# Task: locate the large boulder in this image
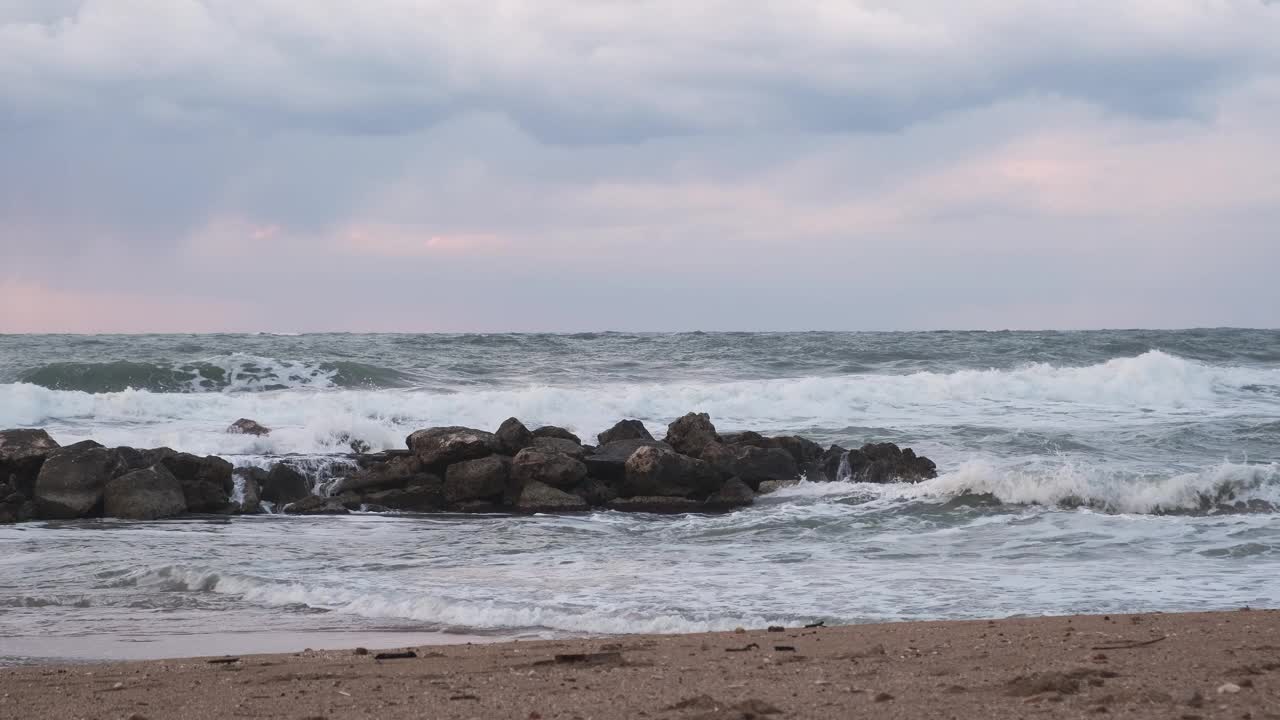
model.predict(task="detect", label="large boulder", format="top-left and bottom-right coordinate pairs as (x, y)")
top-left (622, 445), bottom-right (721, 499)
top-left (516, 480), bottom-right (589, 513)
top-left (232, 467), bottom-right (265, 514)
top-left (531, 436), bottom-right (587, 459)
top-left (494, 417), bottom-right (535, 455)
top-left (0, 429), bottom-right (60, 496)
top-left (227, 418), bottom-right (271, 436)
top-left (104, 465), bottom-right (187, 520)
top-left (444, 455), bottom-right (511, 504)
top-left (844, 443), bottom-right (937, 483)
top-left (158, 453), bottom-right (234, 513)
top-left (701, 442), bottom-right (799, 491)
top-left (607, 496), bottom-right (702, 514)
top-left (663, 413), bottom-right (721, 458)
top-left (511, 448), bottom-right (588, 491)
top-left (705, 477), bottom-right (756, 511)
top-left (767, 435), bottom-right (825, 465)
top-left (406, 427), bottom-right (497, 467)
top-left (33, 441), bottom-right (118, 519)
top-left (574, 477), bottom-right (618, 507)
top-left (283, 495), bottom-right (349, 515)
top-left (362, 481), bottom-right (445, 513)
top-left (531, 426), bottom-right (581, 444)
top-left (583, 439), bottom-right (671, 483)
top-left (329, 455), bottom-right (424, 495)
top-left (597, 420), bottom-right (653, 446)
top-left (261, 463), bottom-right (311, 506)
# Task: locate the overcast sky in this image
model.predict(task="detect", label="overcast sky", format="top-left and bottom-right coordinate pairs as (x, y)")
top-left (2, 1), bottom-right (1278, 332)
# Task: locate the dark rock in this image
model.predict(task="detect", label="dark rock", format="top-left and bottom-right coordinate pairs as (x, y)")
top-left (663, 412), bottom-right (721, 458)
top-left (113, 446), bottom-right (178, 474)
top-left (406, 426), bottom-right (497, 467)
top-left (583, 439), bottom-right (671, 483)
top-left (622, 445), bottom-right (721, 499)
top-left (517, 480), bottom-right (589, 513)
top-left (511, 448), bottom-right (588, 491)
top-left (0, 428), bottom-right (61, 496)
top-left (33, 441), bottom-right (118, 519)
top-left (574, 477), bottom-right (618, 507)
top-left (531, 425), bottom-right (581, 444)
top-left (607, 496), bottom-right (702, 514)
top-left (531, 436), bottom-right (587, 459)
top-left (262, 463), bottom-right (311, 506)
top-left (705, 477), bottom-right (755, 511)
top-left (444, 455), bottom-right (511, 504)
top-left (721, 430), bottom-right (768, 447)
top-left (597, 419), bottom-right (653, 446)
top-left (227, 418), bottom-right (271, 436)
top-left (362, 481), bottom-right (445, 512)
top-left (104, 465), bottom-right (187, 520)
top-left (232, 467), bottom-right (264, 514)
top-left (494, 417), bottom-right (535, 455)
top-left (159, 453), bottom-right (235, 513)
top-left (453, 500), bottom-right (500, 513)
top-left (702, 442), bottom-right (799, 491)
top-left (330, 455), bottom-right (422, 495)
top-left (768, 435), bottom-right (825, 465)
top-left (843, 443), bottom-right (937, 483)
top-left (282, 495), bottom-right (349, 515)
top-left (812, 445), bottom-right (848, 482)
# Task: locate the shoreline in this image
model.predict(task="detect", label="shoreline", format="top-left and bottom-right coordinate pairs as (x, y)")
top-left (3, 610), bottom-right (1277, 719)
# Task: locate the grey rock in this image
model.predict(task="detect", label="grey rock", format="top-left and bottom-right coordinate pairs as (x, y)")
top-left (233, 467), bottom-right (264, 514)
top-left (701, 442), bottom-right (799, 491)
top-left (283, 495), bottom-right (350, 515)
top-left (406, 426), bottom-right (497, 467)
top-left (531, 436), bottom-right (586, 459)
top-left (262, 463), bottom-right (311, 506)
top-left (583, 439), bottom-right (671, 483)
top-left (574, 477), bottom-right (618, 507)
top-left (33, 441), bottom-right (118, 519)
top-left (227, 418), bottom-right (271, 436)
top-left (597, 419), bottom-right (653, 446)
top-left (517, 480), bottom-right (589, 513)
top-left (494, 417), bottom-right (535, 455)
top-left (767, 435), bottom-right (825, 465)
top-left (104, 465), bottom-right (187, 520)
top-left (0, 428), bottom-right (60, 496)
top-left (705, 477), bottom-right (755, 511)
top-left (158, 453), bottom-right (235, 513)
top-left (663, 413), bottom-right (721, 458)
top-left (531, 425), bottom-right (581, 444)
top-left (444, 455), bottom-right (511, 504)
top-left (330, 455), bottom-right (422, 495)
top-left (607, 496), bottom-right (702, 514)
top-left (511, 448), bottom-right (588, 491)
top-left (622, 445), bottom-right (721, 499)
top-left (362, 481), bottom-right (445, 513)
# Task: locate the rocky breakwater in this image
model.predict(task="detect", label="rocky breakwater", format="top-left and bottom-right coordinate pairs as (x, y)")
top-left (309, 413), bottom-right (938, 516)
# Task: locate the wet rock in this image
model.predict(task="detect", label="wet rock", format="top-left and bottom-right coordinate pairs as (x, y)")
top-left (701, 442), bottom-right (799, 490)
top-left (583, 439), bottom-right (671, 483)
top-left (232, 467), bottom-right (264, 514)
top-left (362, 481), bottom-right (445, 512)
top-left (663, 412), bottom-right (722, 458)
top-left (517, 480), bottom-right (589, 513)
top-left (607, 496), bottom-right (702, 514)
top-left (767, 435), bottom-right (824, 465)
top-left (574, 477), bottom-right (618, 507)
top-left (406, 426), bottom-right (498, 468)
top-left (104, 465), bottom-right (188, 520)
top-left (0, 428), bottom-right (61, 496)
top-left (843, 443), bottom-right (937, 483)
top-left (444, 455), bottom-right (511, 504)
top-left (330, 455), bottom-right (422, 495)
top-left (809, 445), bottom-right (848, 482)
top-left (227, 418), bottom-right (271, 436)
top-left (705, 477), bottom-right (755, 511)
top-left (494, 417), bottom-right (535, 455)
top-left (531, 436), bottom-right (587, 459)
top-left (511, 448), bottom-right (588, 491)
top-left (283, 495), bottom-right (350, 515)
top-left (261, 463), bottom-right (311, 506)
top-left (597, 419), bottom-right (653, 446)
top-left (159, 453), bottom-right (235, 513)
top-left (622, 445), bottom-right (721, 498)
top-left (33, 441), bottom-right (117, 519)
top-left (720, 430), bottom-right (768, 447)
top-left (532, 425), bottom-right (582, 444)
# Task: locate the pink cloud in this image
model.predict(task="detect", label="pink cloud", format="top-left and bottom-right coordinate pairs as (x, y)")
top-left (342, 224), bottom-right (508, 257)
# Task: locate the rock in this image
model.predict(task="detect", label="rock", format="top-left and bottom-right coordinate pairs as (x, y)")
top-left (406, 426), bottom-right (497, 468)
top-left (721, 430), bottom-right (768, 447)
top-left (104, 465), bottom-right (188, 520)
top-left (0, 428), bottom-right (61, 496)
top-left (494, 417), bottom-right (535, 455)
top-left (232, 467), bottom-right (264, 514)
top-left (517, 480), bottom-right (589, 513)
top-left (330, 455), bottom-right (423, 495)
top-left (702, 442), bottom-right (799, 491)
top-left (597, 420), bottom-right (653, 446)
top-left (362, 481), bottom-right (445, 513)
top-left (622, 445), bottom-right (721, 499)
top-left (511, 448), bottom-right (588, 491)
top-left (282, 495), bottom-right (349, 515)
top-left (663, 413), bottom-right (721, 458)
top-left (158, 453), bottom-right (235, 513)
top-left (261, 463), bottom-right (311, 506)
top-left (811, 445), bottom-right (848, 482)
top-left (767, 435), bottom-right (824, 465)
top-left (705, 477), bottom-right (755, 511)
top-left (843, 443), bottom-right (937, 483)
top-left (583, 439), bottom-right (671, 483)
top-left (227, 418), bottom-right (271, 436)
top-left (531, 425), bottom-right (581, 444)
top-left (33, 441), bottom-right (118, 519)
top-left (574, 477), bottom-right (618, 507)
top-left (757, 479), bottom-right (800, 494)
top-left (607, 496), bottom-right (702, 514)
top-left (531, 436), bottom-right (587, 459)
top-left (444, 455), bottom-right (511, 504)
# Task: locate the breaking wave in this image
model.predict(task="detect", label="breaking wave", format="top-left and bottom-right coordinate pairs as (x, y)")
top-left (16, 355), bottom-right (413, 393)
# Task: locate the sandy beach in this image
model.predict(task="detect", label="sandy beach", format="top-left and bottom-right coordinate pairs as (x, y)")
top-left (3, 610), bottom-right (1277, 719)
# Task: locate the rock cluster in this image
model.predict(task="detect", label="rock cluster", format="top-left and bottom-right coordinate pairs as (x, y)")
top-left (0, 415), bottom-right (937, 522)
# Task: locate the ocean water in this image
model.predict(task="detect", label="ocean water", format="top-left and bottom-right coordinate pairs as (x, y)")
top-left (2, 330), bottom-right (1278, 661)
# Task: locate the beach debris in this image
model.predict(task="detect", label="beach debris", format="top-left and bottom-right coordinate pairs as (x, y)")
top-left (206, 657), bottom-right (240, 665)
top-left (449, 694), bottom-right (480, 701)
top-left (804, 620), bottom-right (825, 628)
top-left (766, 626), bottom-right (785, 633)
top-left (374, 650), bottom-right (418, 660)
top-left (874, 692), bottom-right (894, 702)
top-left (1217, 682), bottom-right (1242, 694)
top-left (353, 647), bottom-right (369, 656)
top-left (1091, 636), bottom-right (1167, 650)
top-left (725, 643), bottom-right (760, 652)
top-left (228, 418), bottom-right (271, 436)
top-left (552, 651), bottom-right (622, 666)
top-left (773, 645), bottom-right (796, 652)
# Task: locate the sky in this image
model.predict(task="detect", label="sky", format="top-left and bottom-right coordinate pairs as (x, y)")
top-left (1, 1), bottom-right (1279, 333)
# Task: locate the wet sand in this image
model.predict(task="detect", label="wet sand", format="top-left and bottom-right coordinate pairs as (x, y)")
top-left (2, 610), bottom-right (1278, 719)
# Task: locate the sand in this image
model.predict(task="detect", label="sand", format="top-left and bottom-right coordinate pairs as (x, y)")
top-left (3, 610), bottom-right (1278, 719)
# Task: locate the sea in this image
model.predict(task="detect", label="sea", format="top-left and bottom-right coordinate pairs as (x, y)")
top-left (2, 330), bottom-right (1278, 662)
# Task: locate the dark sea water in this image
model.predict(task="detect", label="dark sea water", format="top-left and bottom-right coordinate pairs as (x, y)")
top-left (2, 330), bottom-right (1278, 661)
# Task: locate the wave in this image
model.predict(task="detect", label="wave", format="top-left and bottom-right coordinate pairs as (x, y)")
top-left (778, 460), bottom-right (1280, 515)
top-left (111, 565), bottom-right (786, 635)
top-left (16, 355), bottom-right (413, 393)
